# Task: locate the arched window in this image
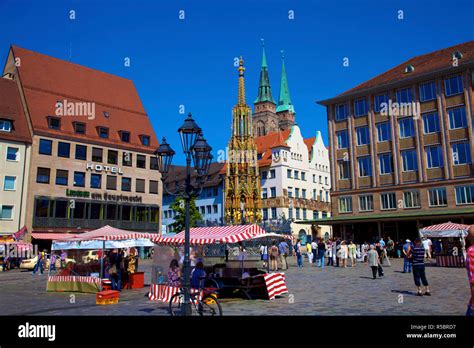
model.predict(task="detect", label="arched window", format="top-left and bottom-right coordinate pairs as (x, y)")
top-left (257, 121), bottom-right (266, 136)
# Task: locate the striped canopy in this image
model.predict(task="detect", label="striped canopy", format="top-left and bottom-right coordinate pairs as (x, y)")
top-left (55, 225), bottom-right (156, 242)
top-left (419, 222), bottom-right (471, 238)
top-left (152, 224), bottom-right (267, 245)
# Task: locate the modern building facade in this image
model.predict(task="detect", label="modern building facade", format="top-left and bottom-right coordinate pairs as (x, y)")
top-left (0, 78), bottom-right (32, 235)
top-left (317, 41), bottom-right (474, 242)
top-left (162, 163), bottom-right (225, 233)
top-left (2, 46), bottom-right (162, 240)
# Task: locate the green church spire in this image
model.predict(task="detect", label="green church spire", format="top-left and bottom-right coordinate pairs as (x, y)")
top-left (254, 39), bottom-right (275, 104)
top-left (276, 51), bottom-right (295, 113)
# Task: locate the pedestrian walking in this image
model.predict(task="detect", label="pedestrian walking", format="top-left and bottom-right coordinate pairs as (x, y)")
top-left (375, 242), bottom-right (385, 277)
top-left (402, 239), bottom-right (413, 273)
top-left (348, 240), bottom-right (357, 267)
top-left (259, 244), bottom-right (268, 269)
top-left (339, 241), bottom-right (348, 268)
top-left (335, 239), bottom-right (341, 267)
top-left (306, 241), bottom-right (314, 264)
top-left (422, 236), bottom-right (432, 262)
top-left (311, 239), bottom-right (318, 264)
top-left (278, 239), bottom-right (289, 270)
top-left (465, 226), bottom-right (474, 316)
top-left (317, 238), bottom-right (326, 268)
top-left (50, 253), bottom-right (57, 272)
top-left (326, 239), bottom-right (334, 266)
top-left (409, 238), bottom-right (431, 296)
top-left (386, 236), bottom-right (395, 258)
top-left (367, 245), bottom-right (380, 279)
top-left (295, 239), bottom-right (303, 268)
top-left (269, 242), bottom-right (279, 272)
top-left (32, 250), bottom-right (46, 275)
top-left (361, 242), bottom-right (369, 262)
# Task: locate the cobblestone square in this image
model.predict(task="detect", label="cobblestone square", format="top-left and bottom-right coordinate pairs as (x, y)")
top-left (0, 257), bottom-right (468, 316)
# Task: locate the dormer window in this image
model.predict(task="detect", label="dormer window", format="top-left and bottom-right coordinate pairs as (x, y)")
top-left (452, 50), bottom-right (463, 60)
top-left (98, 127), bottom-right (109, 139)
top-left (404, 64), bottom-right (415, 74)
top-left (0, 119), bottom-right (12, 132)
top-left (120, 131), bottom-right (131, 143)
top-left (140, 135), bottom-right (150, 146)
top-left (73, 122), bottom-right (86, 134)
top-left (48, 116), bottom-right (61, 130)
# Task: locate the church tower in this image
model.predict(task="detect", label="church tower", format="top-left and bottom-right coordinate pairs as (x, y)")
top-left (252, 41), bottom-right (279, 137)
top-left (276, 52), bottom-right (295, 130)
top-left (224, 57), bottom-right (262, 225)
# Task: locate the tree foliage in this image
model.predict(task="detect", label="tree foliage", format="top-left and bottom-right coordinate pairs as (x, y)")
top-left (169, 196), bottom-right (202, 233)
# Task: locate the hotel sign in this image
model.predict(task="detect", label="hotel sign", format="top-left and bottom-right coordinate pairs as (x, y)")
top-left (86, 163), bottom-right (123, 175)
top-left (66, 189), bottom-right (142, 203)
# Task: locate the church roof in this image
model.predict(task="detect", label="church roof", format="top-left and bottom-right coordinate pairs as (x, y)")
top-left (254, 45), bottom-right (276, 104)
top-left (276, 56), bottom-right (295, 113)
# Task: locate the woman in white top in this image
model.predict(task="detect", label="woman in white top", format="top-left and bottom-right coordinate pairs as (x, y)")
top-left (340, 241), bottom-right (349, 268)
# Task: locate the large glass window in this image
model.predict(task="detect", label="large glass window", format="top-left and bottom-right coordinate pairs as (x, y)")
top-left (381, 193), bottom-right (397, 210)
top-left (419, 81), bottom-right (437, 102)
top-left (73, 171), bottom-right (86, 187)
top-left (425, 145), bottom-right (444, 168)
top-left (428, 187), bottom-right (447, 207)
top-left (4, 176), bottom-right (16, 190)
top-left (338, 197), bottom-right (352, 213)
top-left (121, 205), bottom-right (132, 221)
top-left (136, 179), bottom-right (145, 193)
top-left (336, 130), bottom-right (349, 149)
top-left (107, 175), bottom-right (117, 190)
top-left (90, 174), bottom-right (102, 189)
top-left (150, 207), bottom-right (159, 222)
top-left (137, 155), bottom-right (146, 168)
top-left (376, 122), bottom-right (391, 142)
top-left (150, 157), bottom-right (159, 170)
top-left (452, 142), bottom-right (472, 165)
top-left (54, 200), bottom-right (68, 218)
top-left (422, 112), bottom-right (440, 134)
top-left (123, 152), bottom-right (133, 167)
top-left (35, 198), bottom-right (50, 217)
top-left (358, 156), bottom-right (372, 177)
top-left (57, 142), bottom-right (70, 158)
top-left (73, 202), bottom-right (86, 219)
top-left (0, 205), bottom-right (13, 220)
top-left (6, 147), bottom-right (19, 161)
top-left (448, 107), bottom-right (467, 129)
top-left (338, 161), bottom-right (351, 179)
top-left (287, 169), bottom-right (292, 178)
top-left (55, 170), bottom-right (68, 186)
top-left (271, 207), bottom-right (277, 219)
top-left (90, 203), bottom-right (102, 219)
top-left (374, 93), bottom-right (388, 113)
top-left (108, 150), bottom-right (118, 165)
top-left (398, 118), bottom-right (415, 138)
top-left (39, 139), bottom-right (52, 155)
top-left (403, 190), bottom-right (421, 208)
top-left (401, 149), bottom-right (418, 172)
top-left (92, 147), bottom-right (103, 162)
top-left (356, 126), bottom-right (370, 146)
top-left (455, 185), bottom-right (474, 205)
top-left (106, 204), bottom-right (118, 220)
top-left (121, 177), bottom-right (132, 191)
top-left (270, 187), bottom-right (276, 198)
top-left (149, 180), bottom-right (159, 194)
top-left (36, 167), bottom-right (50, 184)
top-left (354, 98), bottom-right (368, 117)
top-left (262, 208), bottom-right (268, 221)
top-left (75, 145), bottom-right (87, 160)
top-left (379, 153), bottom-right (393, 175)
top-left (396, 88), bottom-right (413, 103)
top-left (359, 195), bottom-right (373, 212)
top-left (444, 75), bottom-right (463, 97)
top-left (335, 103), bottom-right (348, 121)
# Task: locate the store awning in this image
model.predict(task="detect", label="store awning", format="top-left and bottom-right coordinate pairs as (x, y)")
top-left (419, 222), bottom-right (471, 238)
top-left (32, 233), bottom-right (78, 240)
top-left (152, 224), bottom-right (267, 245)
top-left (55, 225), bottom-right (157, 242)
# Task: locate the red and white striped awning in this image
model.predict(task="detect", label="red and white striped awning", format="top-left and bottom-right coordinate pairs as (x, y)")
top-left (55, 225), bottom-right (157, 242)
top-left (419, 222), bottom-right (471, 238)
top-left (152, 224), bottom-right (267, 245)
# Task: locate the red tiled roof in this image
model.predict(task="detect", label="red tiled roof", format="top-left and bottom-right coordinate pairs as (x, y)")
top-left (335, 40), bottom-right (474, 99)
top-left (304, 137), bottom-right (316, 158)
top-left (0, 78), bottom-right (32, 143)
top-left (11, 46), bottom-right (158, 152)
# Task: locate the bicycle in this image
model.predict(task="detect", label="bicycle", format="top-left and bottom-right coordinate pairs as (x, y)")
top-left (168, 278), bottom-right (222, 316)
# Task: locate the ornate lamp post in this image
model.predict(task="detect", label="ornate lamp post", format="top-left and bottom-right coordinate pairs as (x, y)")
top-left (155, 112), bottom-right (212, 315)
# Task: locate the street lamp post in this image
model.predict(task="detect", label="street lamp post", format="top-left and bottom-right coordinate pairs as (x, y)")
top-left (155, 112), bottom-right (212, 316)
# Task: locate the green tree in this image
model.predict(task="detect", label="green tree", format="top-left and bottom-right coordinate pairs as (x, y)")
top-left (169, 196), bottom-right (202, 233)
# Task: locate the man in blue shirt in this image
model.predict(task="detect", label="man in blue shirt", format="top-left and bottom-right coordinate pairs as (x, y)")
top-left (402, 239), bottom-right (412, 273)
top-left (278, 240), bottom-right (289, 270)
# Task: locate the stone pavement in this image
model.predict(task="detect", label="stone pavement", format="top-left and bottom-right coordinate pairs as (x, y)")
top-left (0, 257), bottom-right (469, 316)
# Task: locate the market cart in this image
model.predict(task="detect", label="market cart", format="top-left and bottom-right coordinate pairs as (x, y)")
top-left (49, 225), bottom-right (155, 293)
top-left (419, 222), bottom-right (471, 268)
top-left (149, 224), bottom-right (289, 302)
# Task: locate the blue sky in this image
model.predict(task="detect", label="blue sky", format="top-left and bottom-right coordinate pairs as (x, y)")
top-left (1, 0), bottom-right (473, 163)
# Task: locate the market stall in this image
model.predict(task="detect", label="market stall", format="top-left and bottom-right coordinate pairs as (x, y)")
top-left (419, 222), bottom-right (471, 268)
top-left (0, 226), bottom-right (32, 270)
top-left (149, 224), bottom-right (289, 302)
top-left (49, 225), bottom-right (155, 293)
